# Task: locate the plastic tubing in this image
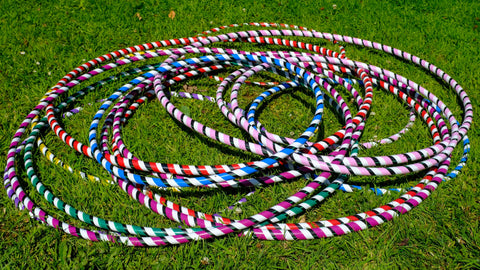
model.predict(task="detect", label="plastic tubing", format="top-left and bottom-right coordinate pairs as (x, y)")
top-left (3, 23), bottom-right (472, 246)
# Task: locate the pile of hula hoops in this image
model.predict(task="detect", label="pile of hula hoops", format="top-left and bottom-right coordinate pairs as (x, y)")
top-left (4, 23), bottom-right (472, 246)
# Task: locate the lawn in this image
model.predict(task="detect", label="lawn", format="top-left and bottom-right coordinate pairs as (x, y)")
top-left (0, 0), bottom-right (479, 269)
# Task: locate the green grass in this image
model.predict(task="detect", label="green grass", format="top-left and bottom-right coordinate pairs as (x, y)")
top-left (1, 0), bottom-right (479, 269)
